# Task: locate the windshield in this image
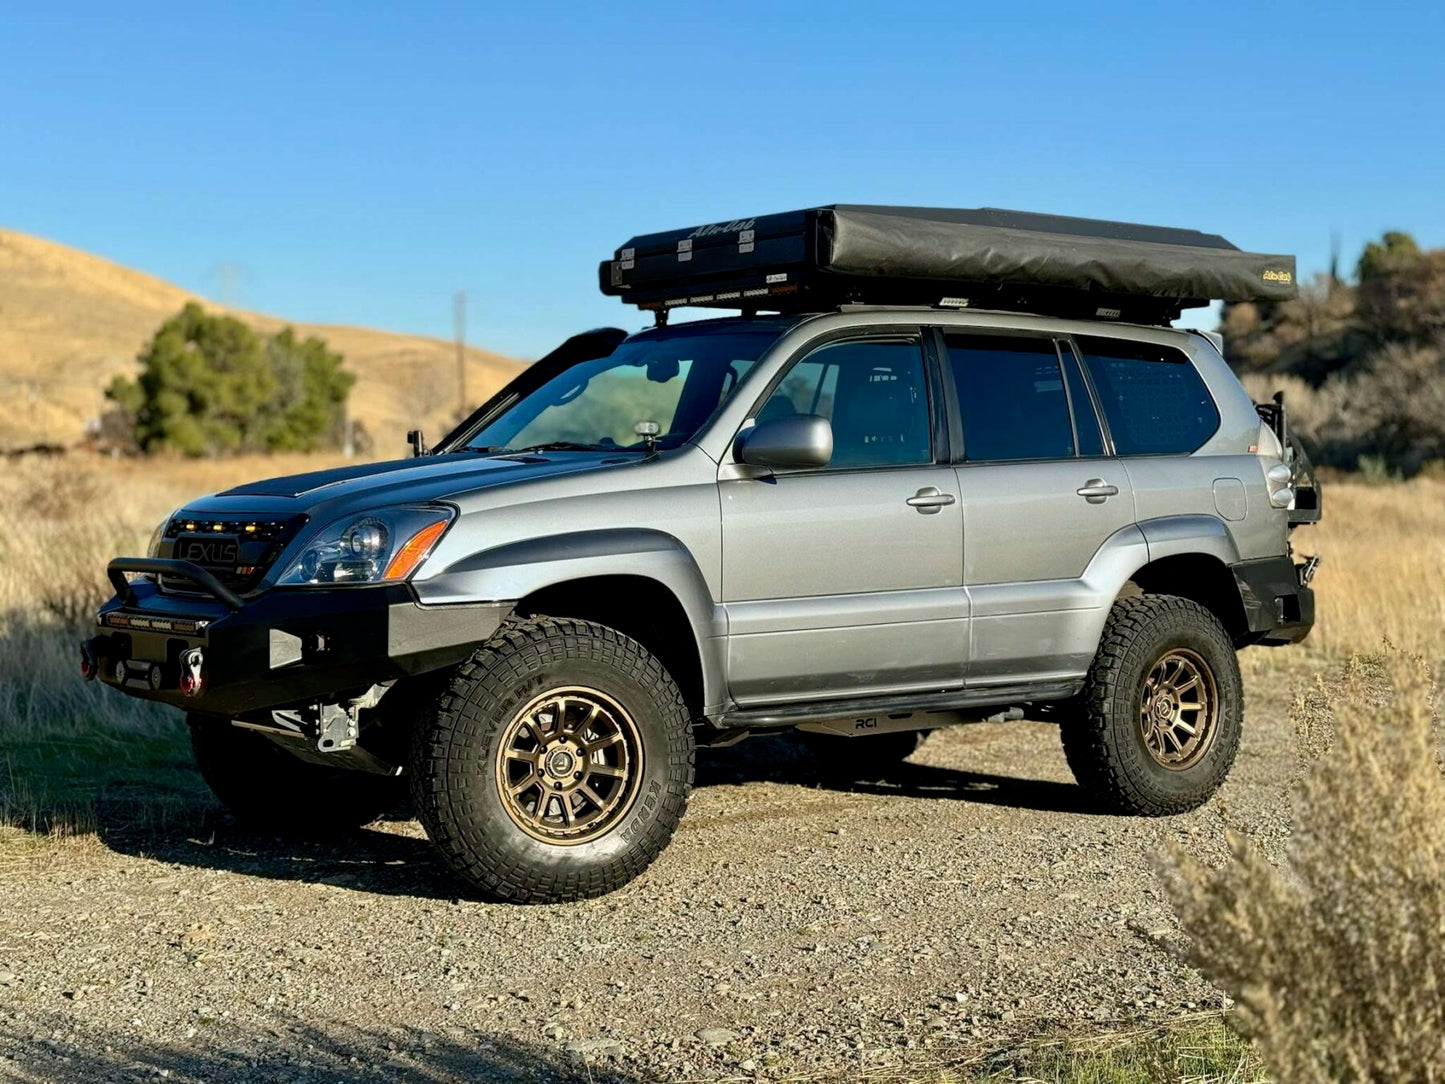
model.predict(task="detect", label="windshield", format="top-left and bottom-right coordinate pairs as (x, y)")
top-left (465, 329), bottom-right (781, 453)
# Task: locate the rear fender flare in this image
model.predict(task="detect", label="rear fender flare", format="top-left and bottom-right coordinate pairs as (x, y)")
top-left (1137, 514), bottom-right (1241, 566)
top-left (1046, 519), bottom-right (1244, 670)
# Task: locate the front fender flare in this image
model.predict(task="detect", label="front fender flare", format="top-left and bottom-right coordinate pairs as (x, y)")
top-left (415, 528), bottom-right (727, 711)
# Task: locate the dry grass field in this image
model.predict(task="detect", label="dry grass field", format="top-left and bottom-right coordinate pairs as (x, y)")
top-left (0, 229), bottom-right (523, 449)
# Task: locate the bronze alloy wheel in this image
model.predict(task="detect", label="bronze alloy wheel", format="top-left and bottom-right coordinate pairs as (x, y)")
top-left (494, 686), bottom-right (644, 845)
top-left (1139, 648), bottom-right (1219, 771)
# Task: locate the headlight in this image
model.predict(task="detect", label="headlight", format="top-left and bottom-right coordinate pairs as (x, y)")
top-left (276, 507), bottom-right (454, 586)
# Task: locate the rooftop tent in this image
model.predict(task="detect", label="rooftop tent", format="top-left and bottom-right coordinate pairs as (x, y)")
top-left (599, 205), bottom-right (1298, 326)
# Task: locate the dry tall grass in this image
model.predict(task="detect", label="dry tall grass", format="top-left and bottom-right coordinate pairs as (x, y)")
top-left (0, 454), bottom-right (349, 835)
top-left (1165, 653), bottom-right (1445, 1082)
top-left (1267, 478), bottom-right (1445, 663)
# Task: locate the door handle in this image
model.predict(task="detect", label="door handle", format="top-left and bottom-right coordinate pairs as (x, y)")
top-left (1076, 478), bottom-right (1119, 504)
top-left (906, 486), bottom-right (956, 514)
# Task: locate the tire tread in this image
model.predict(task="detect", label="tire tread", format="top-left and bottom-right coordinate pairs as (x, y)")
top-left (1061, 594), bottom-right (1243, 816)
top-left (410, 617), bottom-right (694, 903)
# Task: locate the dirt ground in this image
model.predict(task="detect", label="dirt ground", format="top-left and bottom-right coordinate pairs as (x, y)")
top-left (0, 670), bottom-right (1303, 1083)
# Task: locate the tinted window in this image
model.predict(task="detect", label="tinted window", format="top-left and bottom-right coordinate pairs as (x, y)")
top-left (1060, 346), bottom-right (1105, 457)
top-left (757, 338), bottom-right (931, 469)
top-left (1077, 336), bottom-right (1219, 456)
top-left (946, 335), bottom-right (1074, 461)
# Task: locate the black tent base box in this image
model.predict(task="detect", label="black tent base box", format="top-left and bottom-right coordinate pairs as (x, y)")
top-left (599, 205), bottom-right (1297, 325)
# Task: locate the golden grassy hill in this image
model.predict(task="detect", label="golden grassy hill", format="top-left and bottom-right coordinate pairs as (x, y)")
top-left (0, 228), bottom-right (523, 450)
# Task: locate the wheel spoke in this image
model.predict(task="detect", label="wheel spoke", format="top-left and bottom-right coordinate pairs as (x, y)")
top-left (494, 686), bottom-right (644, 843)
top-left (1137, 650), bottom-right (1218, 771)
top-left (507, 773), bottom-right (539, 797)
top-left (584, 731), bottom-right (624, 754)
top-left (570, 701), bottom-right (602, 737)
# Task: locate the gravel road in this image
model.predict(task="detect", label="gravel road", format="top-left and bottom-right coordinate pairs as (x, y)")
top-left (0, 672), bottom-right (1299, 1083)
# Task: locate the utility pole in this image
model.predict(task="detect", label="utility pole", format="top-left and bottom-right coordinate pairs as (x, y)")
top-left (216, 262), bottom-right (241, 307)
top-left (454, 290), bottom-right (468, 422)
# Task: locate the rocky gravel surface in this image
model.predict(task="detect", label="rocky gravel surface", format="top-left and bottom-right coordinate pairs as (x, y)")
top-left (0, 673), bottom-right (1299, 1082)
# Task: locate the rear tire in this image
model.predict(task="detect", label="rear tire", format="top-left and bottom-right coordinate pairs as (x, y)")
top-left (188, 715), bottom-right (404, 835)
top-left (410, 618), bottom-right (694, 904)
top-left (803, 728), bottom-right (931, 783)
top-left (1061, 595), bottom-right (1242, 815)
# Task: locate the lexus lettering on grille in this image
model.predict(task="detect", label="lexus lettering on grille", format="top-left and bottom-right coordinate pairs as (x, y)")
top-left (175, 537), bottom-right (239, 566)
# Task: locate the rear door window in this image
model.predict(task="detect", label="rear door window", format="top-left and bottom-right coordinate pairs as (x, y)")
top-left (945, 335), bottom-right (1075, 461)
top-left (1076, 336), bottom-right (1219, 455)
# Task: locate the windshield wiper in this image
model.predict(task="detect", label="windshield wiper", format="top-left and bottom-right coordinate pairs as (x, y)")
top-left (504, 441), bottom-right (620, 454)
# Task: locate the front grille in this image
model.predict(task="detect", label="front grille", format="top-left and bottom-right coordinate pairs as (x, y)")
top-left (158, 515), bottom-right (307, 597)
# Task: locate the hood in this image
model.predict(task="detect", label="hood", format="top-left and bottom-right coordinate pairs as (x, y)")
top-left (181, 451), bottom-right (634, 519)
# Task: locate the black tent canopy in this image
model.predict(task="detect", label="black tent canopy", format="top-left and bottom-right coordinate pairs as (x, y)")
top-left (599, 205), bottom-right (1298, 326)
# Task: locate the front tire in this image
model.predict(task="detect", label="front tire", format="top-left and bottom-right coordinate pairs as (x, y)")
top-left (410, 618), bottom-right (694, 903)
top-left (1061, 595), bottom-right (1242, 815)
top-left (188, 715), bottom-right (404, 834)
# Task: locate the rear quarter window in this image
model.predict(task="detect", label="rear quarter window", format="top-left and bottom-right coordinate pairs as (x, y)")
top-left (1075, 336), bottom-right (1220, 456)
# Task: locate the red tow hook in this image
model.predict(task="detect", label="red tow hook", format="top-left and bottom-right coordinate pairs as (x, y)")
top-left (80, 640), bottom-right (99, 682)
top-left (179, 648), bottom-right (205, 698)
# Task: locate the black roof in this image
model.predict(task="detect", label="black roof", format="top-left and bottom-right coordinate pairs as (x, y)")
top-left (600, 204), bottom-right (1298, 326)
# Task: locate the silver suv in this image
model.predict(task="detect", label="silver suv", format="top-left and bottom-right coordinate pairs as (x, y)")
top-left (88, 207), bottom-right (1320, 902)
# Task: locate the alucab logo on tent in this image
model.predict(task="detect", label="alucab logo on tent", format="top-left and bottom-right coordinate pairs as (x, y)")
top-left (688, 219), bottom-right (756, 240)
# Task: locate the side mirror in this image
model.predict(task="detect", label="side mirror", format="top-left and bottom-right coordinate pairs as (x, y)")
top-left (735, 415), bottom-right (833, 471)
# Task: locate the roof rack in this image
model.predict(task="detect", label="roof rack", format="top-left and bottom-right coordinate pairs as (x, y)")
top-left (599, 205), bottom-right (1298, 327)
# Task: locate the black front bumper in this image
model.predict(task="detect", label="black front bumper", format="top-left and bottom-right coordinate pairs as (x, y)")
top-left (87, 570), bottom-right (510, 716)
top-left (1233, 556), bottom-right (1316, 646)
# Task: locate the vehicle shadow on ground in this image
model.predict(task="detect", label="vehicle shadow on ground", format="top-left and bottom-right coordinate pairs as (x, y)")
top-left (98, 733), bottom-right (1098, 902)
top-left (697, 733), bottom-right (1102, 815)
top-left (0, 1012), bottom-right (643, 1083)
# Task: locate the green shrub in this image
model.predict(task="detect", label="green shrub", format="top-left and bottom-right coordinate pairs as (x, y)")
top-left (106, 303), bottom-right (354, 455)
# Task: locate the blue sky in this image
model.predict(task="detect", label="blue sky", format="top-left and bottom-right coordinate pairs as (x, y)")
top-left (3, 2), bottom-right (1442, 358)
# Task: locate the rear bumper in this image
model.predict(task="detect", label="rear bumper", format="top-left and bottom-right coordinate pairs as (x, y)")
top-left (86, 576), bottom-right (510, 716)
top-left (1233, 556), bottom-right (1316, 645)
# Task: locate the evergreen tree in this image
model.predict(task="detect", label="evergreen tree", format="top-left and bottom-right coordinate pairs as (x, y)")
top-left (106, 303), bottom-right (354, 455)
